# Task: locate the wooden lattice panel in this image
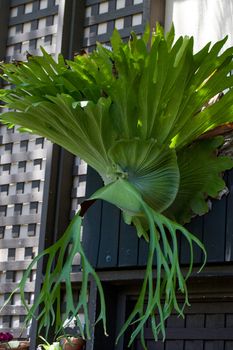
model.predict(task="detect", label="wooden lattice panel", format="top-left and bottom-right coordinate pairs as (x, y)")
top-left (0, 0), bottom-right (59, 338)
top-left (83, 0), bottom-right (144, 51)
top-left (6, 0), bottom-right (59, 61)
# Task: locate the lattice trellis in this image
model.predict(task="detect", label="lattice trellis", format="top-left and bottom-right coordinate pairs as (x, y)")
top-left (6, 0), bottom-right (59, 62)
top-left (0, 0), bottom-right (59, 339)
top-left (83, 0), bottom-right (144, 51)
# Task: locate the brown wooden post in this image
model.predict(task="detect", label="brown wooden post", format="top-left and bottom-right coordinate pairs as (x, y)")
top-left (149, 0), bottom-right (166, 28)
top-left (0, 0), bottom-right (10, 61)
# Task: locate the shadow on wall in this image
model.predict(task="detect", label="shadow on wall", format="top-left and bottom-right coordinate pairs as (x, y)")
top-left (165, 0), bottom-right (233, 50)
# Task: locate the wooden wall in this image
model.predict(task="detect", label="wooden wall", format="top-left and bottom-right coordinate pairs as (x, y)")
top-left (83, 168), bottom-right (233, 269)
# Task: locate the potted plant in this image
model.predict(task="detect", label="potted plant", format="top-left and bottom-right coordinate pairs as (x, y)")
top-left (61, 337), bottom-right (85, 350)
top-left (58, 319), bottom-right (85, 350)
top-left (1, 25), bottom-right (233, 347)
top-left (38, 335), bottom-right (84, 350)
top-left (38, 337), bottom-right (62, 350)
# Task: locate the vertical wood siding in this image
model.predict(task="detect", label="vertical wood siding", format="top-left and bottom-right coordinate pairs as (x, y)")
top-left (84, 168), bottom-right (233, 269)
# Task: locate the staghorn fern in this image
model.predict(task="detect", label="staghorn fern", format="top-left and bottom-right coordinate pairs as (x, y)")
top-left (1, 24), bottom-right (233, 348)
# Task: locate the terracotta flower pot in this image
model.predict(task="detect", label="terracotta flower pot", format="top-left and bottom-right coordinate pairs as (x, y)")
top-left (18, 341), bottom-right (30, 350)
top-left (63, 337), bottom-right (85, 350)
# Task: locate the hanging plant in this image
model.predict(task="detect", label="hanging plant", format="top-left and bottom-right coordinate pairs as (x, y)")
top-left (1, 24), bottom-right (233, 348)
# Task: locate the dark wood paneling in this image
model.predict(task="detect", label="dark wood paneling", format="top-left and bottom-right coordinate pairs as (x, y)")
top-left (143, 328), bottom-right (233, 340)
top-left (82, 168), bottom-right (103, 267)
top-left (166, 314), bottom-right (185, 328)
top-left (146, 341), bottom-right (164, 350)
top-left (205, 341), bottom-right (224, 350)
top-left (138, 236), bottom-right (149, 266)
top-left (225, 170), bottom-right (233, 261)
top-left (91, 284), bottom-right (119, 350)
top-left (166, 341), bottom-right (184, 350)
top-left (97, 202), bottom-right (120, 268)
top-left (203, 194), bottom-right (226, 262)
top-left (181, 216), bottom-right (204, 265)
top-left (87, 274), bottom-right (233, 349)
top-left (186, 314), bottom-right (205, 327)
top-left (118, 215), bottom-right (139, 267)
top-left (184, 341), bottom-right (204, 350)
top-left (85, 168), bottom-right (233, 269)
top-left (225, 341), bottom-right (233, 350)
